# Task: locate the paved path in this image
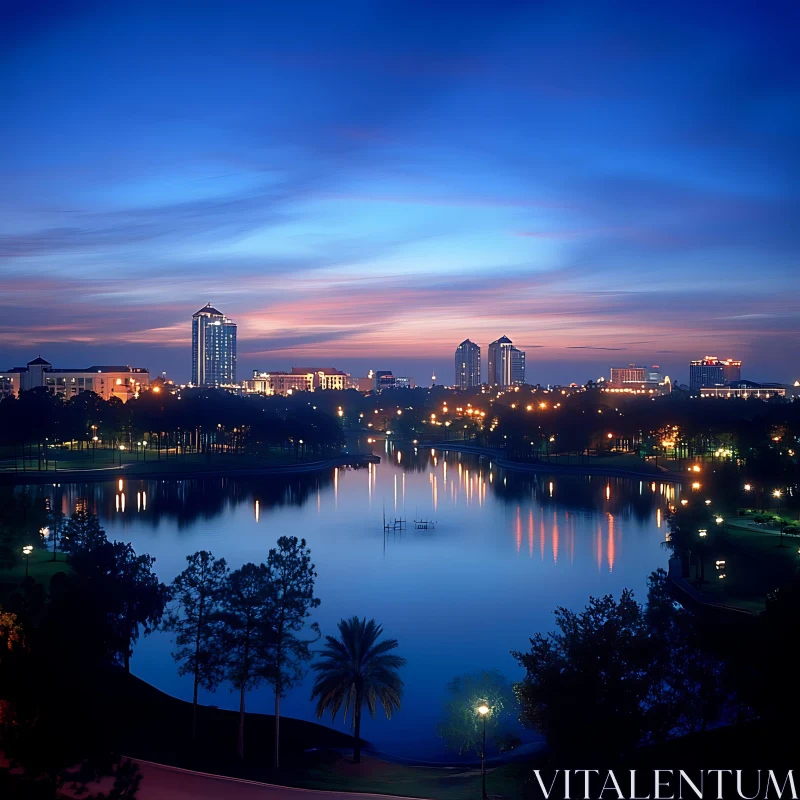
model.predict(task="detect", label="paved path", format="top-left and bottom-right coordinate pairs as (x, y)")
top-left (63, 758), bottom-right (425, 800)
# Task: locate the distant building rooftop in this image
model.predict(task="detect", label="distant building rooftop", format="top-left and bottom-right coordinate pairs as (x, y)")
top-left (193, 303), bottom-right (224, 316)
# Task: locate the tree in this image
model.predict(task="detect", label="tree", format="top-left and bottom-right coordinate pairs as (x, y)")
top-left (512, 590), bottom-right (653, 760)
top-left (161, 551), bottom-right (228, 742)
top-left (66, 541), bottom-right (166, 672)
top-left (311, 616), bottom-right (405, 764)
top-left (0, 601), bottom-right (142, 799)
top-left (262, 536), bottom-right (320, 768)
top-left (217, 562), bottom-right (271, 760)
top-left (512, 573), bottom-right (734, 761)
top-left (437, 670), bottom-right (520, 757)
top-left (44, 508), bottom-right (65, 562)
top-left (62, 508), bottom-right (107, 555)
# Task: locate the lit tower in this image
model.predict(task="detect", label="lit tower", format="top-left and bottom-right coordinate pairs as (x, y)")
top-left (191, 304), bottom-right (237, 387)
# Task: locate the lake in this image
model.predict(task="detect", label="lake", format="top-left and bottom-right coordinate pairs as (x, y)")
top-left (37, 443), bottom-right (678, 758)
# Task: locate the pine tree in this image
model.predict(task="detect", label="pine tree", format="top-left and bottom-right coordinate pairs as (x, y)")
top-left (262, 537), bottom-right (320, 769)
top-left (217, 563), bottom-right (271, 759)
top-left (161, 551), bottom-right (228, 742)
top-left (62, 508), bottom-right (107, 555)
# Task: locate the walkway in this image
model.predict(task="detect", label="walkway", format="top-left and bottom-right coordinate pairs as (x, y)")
top-left (63, 758), bottom-right (428, 800)
top-left (431, 443), bottom-right (688, 483)
top-left (0, 453), bottom-right (379, 485)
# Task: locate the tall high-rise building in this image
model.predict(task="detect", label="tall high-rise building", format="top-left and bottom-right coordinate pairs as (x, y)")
top-left (454, 339), bottom-right (481, 389)
top-left (487, 336), bottom-right (525, 386)
top-left (689, 356), bottom-right (742, 393)
top-left (191, 304), bottom-right (237, 386)
top-left (721, 358), bottom-right (742, 385)
top-left (511, 347), bottom-right (526, 385)
top-left (487, 336), bottom-right (511, 386)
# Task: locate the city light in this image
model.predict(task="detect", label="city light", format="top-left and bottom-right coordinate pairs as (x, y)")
top-left (744, 484), bottom-right (752, 491)
top-left (692, 482), bottom-right (701, 490)
top-left (773, 489), bottom-right (782, 498)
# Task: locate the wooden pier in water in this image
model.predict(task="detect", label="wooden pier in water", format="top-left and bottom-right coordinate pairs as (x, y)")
top-left (383, 508), bottom-right (406, 532)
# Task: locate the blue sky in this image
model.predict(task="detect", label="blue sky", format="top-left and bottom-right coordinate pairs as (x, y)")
top-left (1, 0), bottom-right (798, 384)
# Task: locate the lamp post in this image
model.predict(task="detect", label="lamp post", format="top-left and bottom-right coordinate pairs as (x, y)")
top-left (118, 444), bottom-right (125, 466)
top-left (477, 704), bottom-right (489, 799)
top-left (22, 545), bottom-right (33, 577)
top-left (697, 530), bottom-right (708, 583)
top-left (774, 491), bottom-right (787, 547)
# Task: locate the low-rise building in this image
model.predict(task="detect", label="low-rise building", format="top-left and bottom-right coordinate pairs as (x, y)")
top-left (605, 364), bottom-right (671, 395)
top-left (243, 367), bottom-right (356, 395)
top-left (699, 380), bottom-right (786, 400)
top-left (0, 357), bottom-right (149, 401)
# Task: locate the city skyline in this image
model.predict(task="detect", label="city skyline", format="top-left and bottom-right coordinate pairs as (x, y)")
top-left (2, 2), bottom-right (798, 385)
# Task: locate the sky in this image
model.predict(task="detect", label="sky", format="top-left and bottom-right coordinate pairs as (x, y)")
top-left (1, 0), bottom-right (798, 386)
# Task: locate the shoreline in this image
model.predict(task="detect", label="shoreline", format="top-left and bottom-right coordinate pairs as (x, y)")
top-left (0, 453), bottom-right (380, 486)
top-left (428, 442), bottom-right (690, 483)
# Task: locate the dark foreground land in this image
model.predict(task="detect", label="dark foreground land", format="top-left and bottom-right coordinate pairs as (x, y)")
top-left (81, 672), bottom-right (800, 799)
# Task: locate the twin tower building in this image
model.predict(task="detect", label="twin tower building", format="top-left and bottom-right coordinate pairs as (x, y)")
top-left (455, 336), bottom-right (526, 390)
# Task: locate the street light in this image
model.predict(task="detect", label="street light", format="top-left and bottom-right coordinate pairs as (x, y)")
top-left (477, 704), bottom-right (490, 799)
top-left (715, 516), bottom-right (724, 525)
top-left (118, 444), bottom-right (125, 466)
top-left (22, 544), bottom-right (33, 577)
top-left (696, 530), bottom-right (708, 583)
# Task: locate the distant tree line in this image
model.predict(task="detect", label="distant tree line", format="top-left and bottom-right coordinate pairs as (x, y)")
top-left (0, 387), bottom-right (346, 464)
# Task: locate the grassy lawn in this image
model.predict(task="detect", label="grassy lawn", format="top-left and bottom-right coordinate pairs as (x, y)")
top-left (0, 546), bottom-right (72, 585)
top-left (690, 516), bottom-right (800, 612)
top-left (287, 757), bottom-right (528, 799)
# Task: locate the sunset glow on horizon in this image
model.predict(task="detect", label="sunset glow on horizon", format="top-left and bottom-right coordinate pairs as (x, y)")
top-left (2, 2), bottom-right (798, 384)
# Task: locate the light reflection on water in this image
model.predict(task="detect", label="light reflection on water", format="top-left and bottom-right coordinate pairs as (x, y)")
top-left (37, 444), bottom-right (678, 757)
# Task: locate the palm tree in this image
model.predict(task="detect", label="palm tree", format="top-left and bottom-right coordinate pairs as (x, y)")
top-left (310, 616), bottom-right (406, 763)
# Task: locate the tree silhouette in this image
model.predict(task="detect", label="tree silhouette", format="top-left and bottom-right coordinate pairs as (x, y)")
top-left (161, 551), bottom-right (228, 742)
top-left (262, 537), bottom-right (320, 769)
top-left (69, 541), bottom-right (167, 672)
top-left (513, 590), bottom-right (653, 760)
top-left (513, 573), bottom-right (733, 760)
top-left (62, 508), bottom-right (107, 555)
top-left (217, 562), bottom-right (271, 760)
top-left (311, 616), bottom-right (405, 764)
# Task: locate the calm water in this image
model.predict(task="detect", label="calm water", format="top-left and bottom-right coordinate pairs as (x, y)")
top-left (39, 444), bottom-right (678, 757)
